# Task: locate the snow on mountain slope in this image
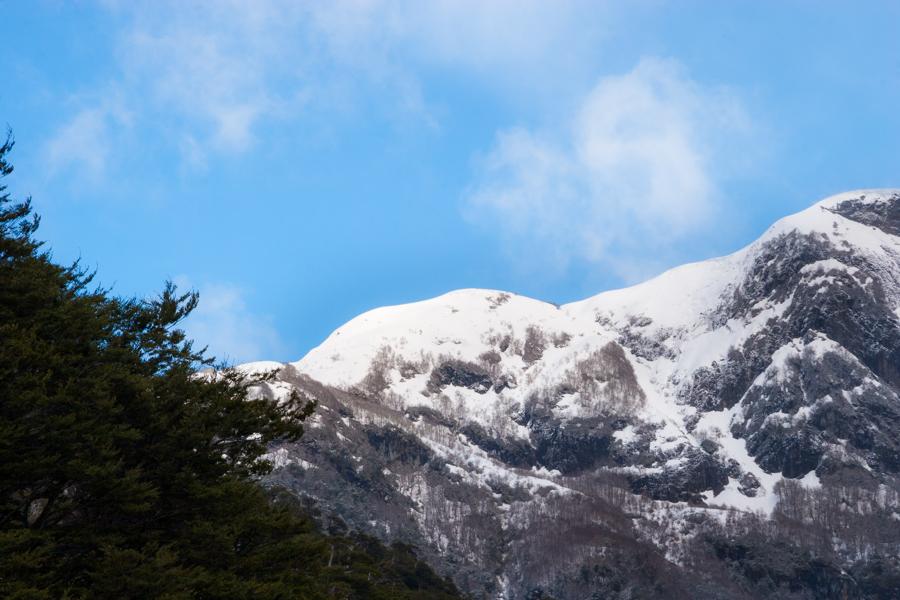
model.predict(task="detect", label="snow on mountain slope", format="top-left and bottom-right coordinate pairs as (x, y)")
top-left (294, 190), bottom-right (900, 505)
top-left (299, 190), bottom-right (900, 379)
top-left (297, 289), bottom-right (563, 388)
top-left (286, 190), bottom-right (900, 513)
top-left (248, 191), bottom-right (900, 598)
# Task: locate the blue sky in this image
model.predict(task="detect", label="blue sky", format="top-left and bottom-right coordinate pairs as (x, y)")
top-left (2, 1), bottom-right (900, 363)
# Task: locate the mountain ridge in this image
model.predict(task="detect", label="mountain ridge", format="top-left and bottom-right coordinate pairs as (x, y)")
top-left (294, 188), bottom-right (900, 386)
top-left (245, 189), bottom-right (900, 598)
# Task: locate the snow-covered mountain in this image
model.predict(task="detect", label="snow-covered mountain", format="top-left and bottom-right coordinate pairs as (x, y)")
top-left (246, 191), bottom-right (900, 599)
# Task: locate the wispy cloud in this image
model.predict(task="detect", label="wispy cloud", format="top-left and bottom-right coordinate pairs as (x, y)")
top-left (174, 277), bottom-right (288, 365)
top-left (307, 0), bottom-right (611, 89)
top-left (44, 102), bottom-right (130, 179)
top-left (465, 58), bottom-right (753, 276)
top-left (44, 1), bottom-right (616, 172)
top-left (46, 2), bottom-right (306, 172)
top-left (116, 4), bottom-right (302, 154)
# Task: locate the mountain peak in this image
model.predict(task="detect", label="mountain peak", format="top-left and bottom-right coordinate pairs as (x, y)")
top-left (294, 191), bottom-right (900, 388)
top-left (254, 189), bottom-right (900, 598)
top-left (268, 189), bottom-right (900, 510)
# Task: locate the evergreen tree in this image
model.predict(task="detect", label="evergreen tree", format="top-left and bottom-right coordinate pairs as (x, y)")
top-left (0, 132), bottom-right (460, 599)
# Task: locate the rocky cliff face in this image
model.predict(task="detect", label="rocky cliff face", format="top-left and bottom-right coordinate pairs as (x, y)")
top-left (245, 191), bottom-right (900, 599)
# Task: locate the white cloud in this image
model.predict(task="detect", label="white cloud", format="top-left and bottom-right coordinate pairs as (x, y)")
top-left (466, 58), bottom-right (752, 272)
top-left (307, 0), bottom-right (610, 87)
top-left (45, 0), bottom-right (616, 170)
top-left (118, 16), bottom-right (288, 153)
top-left (112, 4), bottom-right (296, 158)
top-left (45, 105), bottom-right (126, 178)
top-left (45, 2), bottom-right (309, 170)
top-left (174, 277), bottom-right (287, 365)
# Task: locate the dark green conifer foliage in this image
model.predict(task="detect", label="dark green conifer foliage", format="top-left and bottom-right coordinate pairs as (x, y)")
top-left (0, 133), bottom-right (461, 599)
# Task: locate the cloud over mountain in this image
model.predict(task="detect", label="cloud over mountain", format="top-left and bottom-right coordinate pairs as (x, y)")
top-left (466, 58), bottom-right (752, 273)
